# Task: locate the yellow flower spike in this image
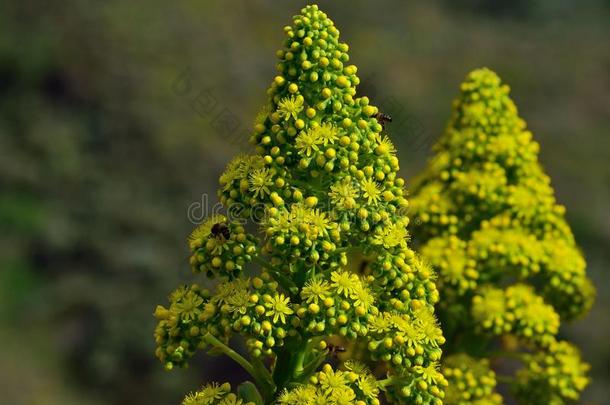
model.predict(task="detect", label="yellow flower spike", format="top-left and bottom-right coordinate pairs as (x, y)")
top-left (410, 68), bottom-right (593, 405)
top-left (156, 5), bottom-right (445, 405)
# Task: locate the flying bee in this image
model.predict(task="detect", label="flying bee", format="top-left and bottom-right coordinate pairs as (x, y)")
top-left (374, 112), bottom-right (392, 130)
top-left (211, 222), bottom-right (231, 240)
top-left (327, 344), bottom-right (347, 359)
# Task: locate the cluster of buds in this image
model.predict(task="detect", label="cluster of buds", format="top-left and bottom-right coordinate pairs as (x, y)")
top-left (514, 340), bottom-right (590, 404)
top-left (410, 68), bottom-right (593, 403)
top-left (188, 215), bottom-right (258, 279)
top-left (154, 5), bottom-right (444, 405)
top-left (442, 354), bottom-right (502, 405)
top-left (471, 284), bottom-right (560, 347)
top-left (154, 273), bottom-right (302, 369)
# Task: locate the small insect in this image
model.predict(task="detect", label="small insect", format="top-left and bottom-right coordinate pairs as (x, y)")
top-left (374, 112), bottom-right (392, 130)
top-left (211, 222), bottom-right (231, 240)
top-left (327, 344), bottom-right (347, 358)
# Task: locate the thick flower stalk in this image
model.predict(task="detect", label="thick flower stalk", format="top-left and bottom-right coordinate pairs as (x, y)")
top-left (409, 68), bottom-right (594, 404)
top-left (154, 5), bottom-right (445, 405)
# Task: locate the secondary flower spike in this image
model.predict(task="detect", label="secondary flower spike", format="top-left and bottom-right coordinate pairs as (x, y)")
top-left (154, 5), bottom-right (445, 405)
top-left (409, 67), bottom-right (594, 404)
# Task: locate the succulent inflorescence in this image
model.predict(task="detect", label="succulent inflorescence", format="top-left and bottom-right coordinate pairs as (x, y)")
top-left (153, 5), bottom-right (594, 404)
top-left (154, 5), bottom-right (445, 404)
top-left (410, 68), bottom-right (594, 404)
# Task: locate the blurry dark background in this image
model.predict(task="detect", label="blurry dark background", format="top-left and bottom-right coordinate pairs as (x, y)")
top-left (1, 0), bottom-right (608, 404)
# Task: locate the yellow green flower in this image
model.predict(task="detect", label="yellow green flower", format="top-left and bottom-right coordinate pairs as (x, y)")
top-left (278, 96), bottom-right (304, 121)
top-left (248, 167), bottom-right (274, 198)
top-left (264, 293), bottom-right (294, 324)
top-left (301, 277), bottom-right (331, 304)
top-left (329, 178), bottom-right (359, 209)
top-left (330, 270), bottom-right (360, 298)
top-left (314, 122), bottom-right (339, 145)
top-left (182, 382), bottom-right (231, 405)
top-left (360, 178), bottom-right (382, 205)
top-left (174, 291), bottom-right (204, 321)
top-left (352, 284), bottom-right (375, 311)
top-left (318, 364), bottom-right (348, 395)
top-left (375, 134), bottom-right (396, 155)
top-left (295, 127), bottom-right (323, 156)
top-left (372, 217), bottom-right (409, 248)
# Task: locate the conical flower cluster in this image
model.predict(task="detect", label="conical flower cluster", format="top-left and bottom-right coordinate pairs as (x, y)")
top-left (154, 5), bottom-right (445, 404)
top-left (410, 68), bottom-right (593, 404)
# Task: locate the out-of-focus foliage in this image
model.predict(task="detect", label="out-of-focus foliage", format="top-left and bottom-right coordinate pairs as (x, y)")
top-left (410, 68), bottom-right (594, 404)
top-left (0, 0), bottom-right (233, 403)
top-left (1, 0), bottom-right (609, 404)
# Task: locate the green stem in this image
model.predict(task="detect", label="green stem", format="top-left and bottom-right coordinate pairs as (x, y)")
top-left (202, 334), bottom-right (274, 400)
top-left (251, 355), bottom-right (275, 402)
top-left (251, 355), bottom-right (274, 384)
top-left (272, 340), bottom-right (311, 395)
top-left (377, 377), bottom-right (398, 389)
top-left (298, 351), bottom-right (327, 382)
top-left (203, 334), bottom-right (255, 376)
top-left (293, 347), bottom-right (307, 376)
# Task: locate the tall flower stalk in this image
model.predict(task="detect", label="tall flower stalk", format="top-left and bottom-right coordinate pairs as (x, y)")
top-left (410, 68), bottom-right (594, 404)
top-left (154, 5), bottom-right (445, 405)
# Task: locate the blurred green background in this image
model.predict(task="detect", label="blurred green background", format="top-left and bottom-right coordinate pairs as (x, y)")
top-left (1, 0), bottom-right (608, 404)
